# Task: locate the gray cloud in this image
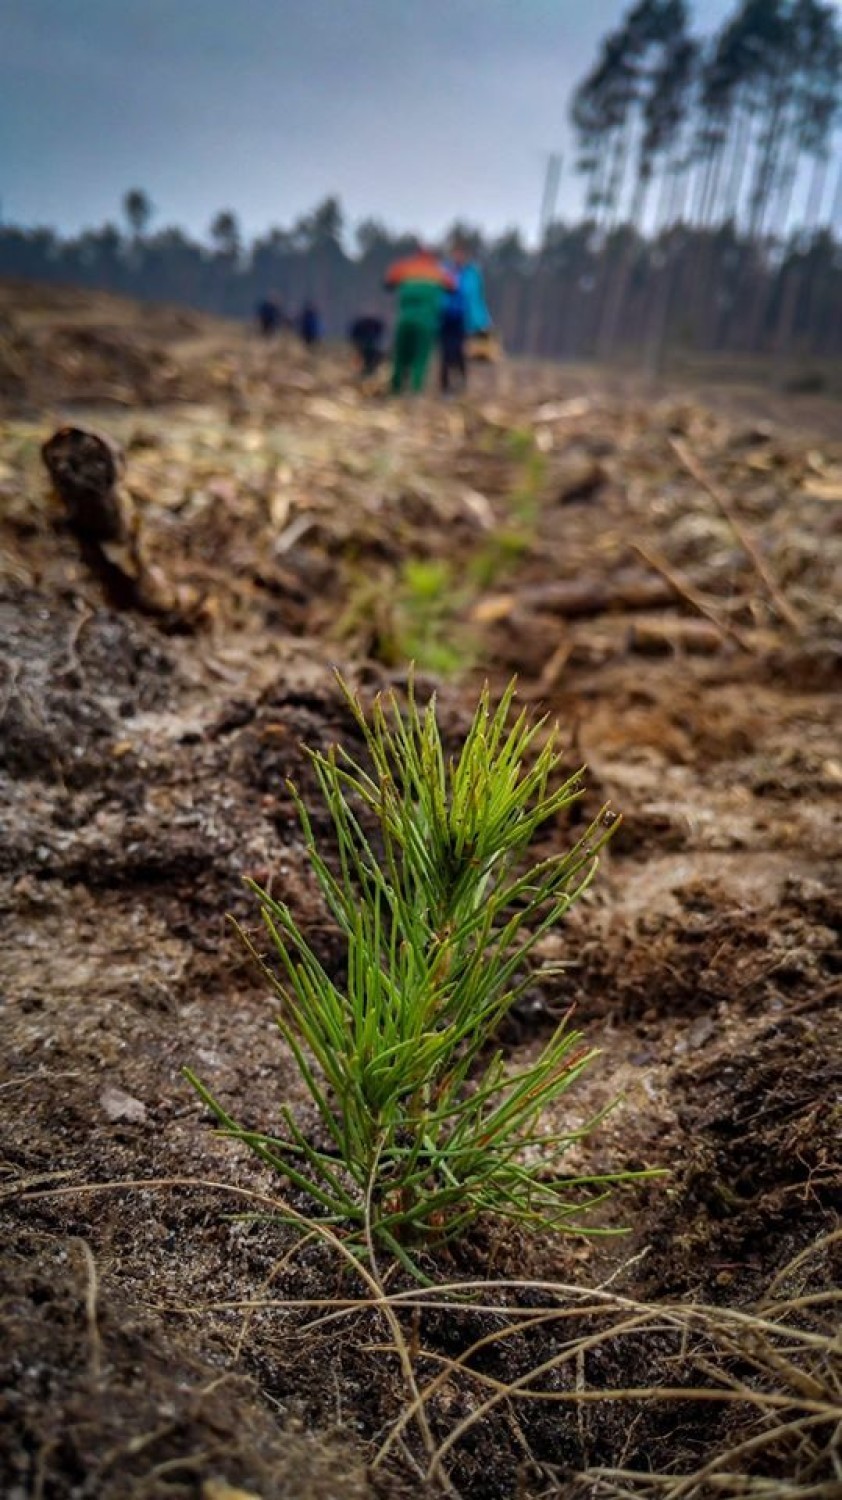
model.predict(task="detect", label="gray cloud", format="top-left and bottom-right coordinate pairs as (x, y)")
top-left (2, 0), bottom-right (795, 243)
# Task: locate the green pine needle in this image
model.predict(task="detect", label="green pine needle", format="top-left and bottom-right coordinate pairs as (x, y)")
top-left (187, 675), bottom-right (651, 1276)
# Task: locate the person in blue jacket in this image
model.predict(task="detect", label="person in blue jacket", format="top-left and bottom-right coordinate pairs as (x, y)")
top-left (460, 254), bottom-right (492, 341)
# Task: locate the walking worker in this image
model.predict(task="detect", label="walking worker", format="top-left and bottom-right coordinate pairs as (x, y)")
top-left (349, 312), bottom-right (386, 379)
top-left (461, 256), bottom-right (492, 341)
top-left (456, 241), bottom-right (493, 355)
top-left (439, 241), bottom-right (494, 389)
top-left (298, 302), bottom-right (321, 348)
top-left (384, 248), bottom-right (455, 394)
top-left (439, 247), bottom-right (468, 394)
top-left (256, 294), bottom-right (283, 337)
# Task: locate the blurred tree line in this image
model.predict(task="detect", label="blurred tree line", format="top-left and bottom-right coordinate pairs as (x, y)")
top-left (1, 0), bottom-right (840, 366)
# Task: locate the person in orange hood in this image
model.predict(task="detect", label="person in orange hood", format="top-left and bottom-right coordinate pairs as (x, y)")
top-left (384, 247), bottom-right (455, 394)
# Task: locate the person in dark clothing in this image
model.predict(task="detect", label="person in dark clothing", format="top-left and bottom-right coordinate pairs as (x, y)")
top-left (349, 313), bottom-right (386, 378)
top-left (439, 241), bottom-right (493, 390)
top-left (439, 248), bottom-right (468, 394)
top-left (256, 295), bottom-right (283, 337)
top-left (439, 305), bottom-right (467, 393)
top-left (298, 302), bottom-right (321, 348)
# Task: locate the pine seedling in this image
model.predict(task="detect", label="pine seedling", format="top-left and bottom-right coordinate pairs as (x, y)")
top-left (187, 678), bottom-right (639, 1277)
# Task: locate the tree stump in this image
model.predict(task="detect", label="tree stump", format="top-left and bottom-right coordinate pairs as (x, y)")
top-left (41, 426), bottom-right (130, 542)
top-left (42, 425), bottom-right (198, 622)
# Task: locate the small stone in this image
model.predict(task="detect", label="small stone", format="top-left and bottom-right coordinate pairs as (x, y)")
top-left (100, 1085), bottom-right (147, 1123)
top-left (687, 1016), bottom-right (715, 1049)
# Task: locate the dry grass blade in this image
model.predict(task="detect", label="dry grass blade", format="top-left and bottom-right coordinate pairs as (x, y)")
top-left (761, 1228), bottom-right (842, 1305)
top-left (14, 1175), bottom-right (446, 1487)
top-left (73, 1238), bottom-right (103, 1381)
top-left (17, 1181), bottom-right (840, 1495)
top-left (374, 1266), bottom-right (839, 1491)
top-left (669, 435), bottom-right (805, 634)
top-left (632, 540), bottom-right (752, 650)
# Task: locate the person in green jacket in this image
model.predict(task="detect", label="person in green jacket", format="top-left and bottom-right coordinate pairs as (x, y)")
top-left (384, 249), bottom-right (455, 394)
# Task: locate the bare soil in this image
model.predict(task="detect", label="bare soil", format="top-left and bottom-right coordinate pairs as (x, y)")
top-left (1, 282), bottom-right (840, 1499)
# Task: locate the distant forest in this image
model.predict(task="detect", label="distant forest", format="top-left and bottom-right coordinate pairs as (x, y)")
top-left (3, 0), bottom-right (841, 366)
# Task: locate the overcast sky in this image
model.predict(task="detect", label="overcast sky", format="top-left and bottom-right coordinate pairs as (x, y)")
top-left (2, 1), bottom-right (833, 245)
